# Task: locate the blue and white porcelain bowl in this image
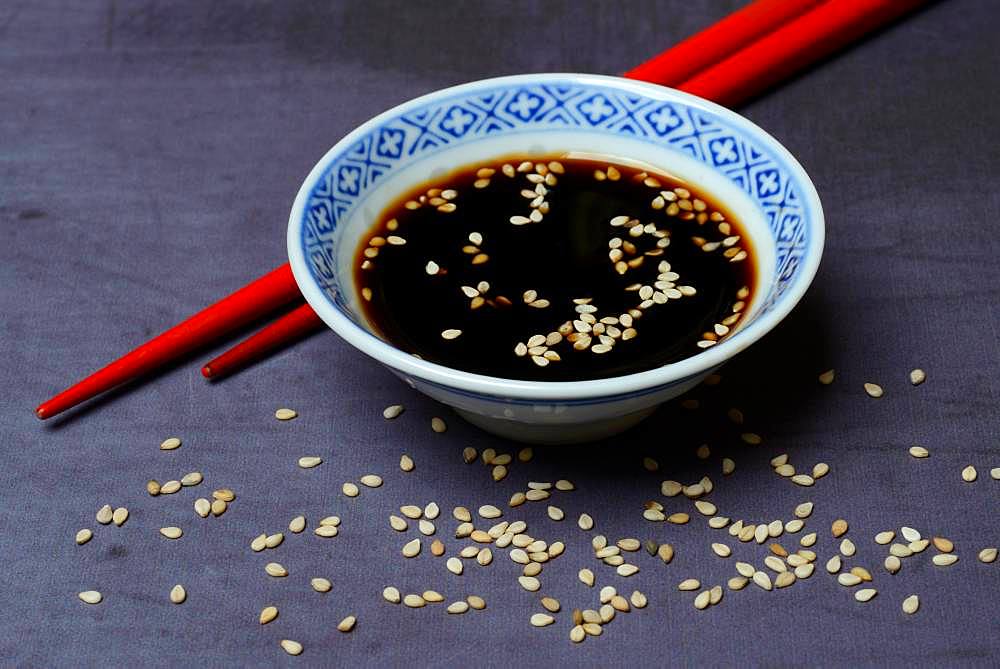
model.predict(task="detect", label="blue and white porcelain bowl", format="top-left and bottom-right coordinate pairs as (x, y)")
top-left (288, 74), bottom-right (823, 444)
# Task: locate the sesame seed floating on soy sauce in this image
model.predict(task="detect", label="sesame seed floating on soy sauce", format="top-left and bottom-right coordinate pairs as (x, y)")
top-left (354, 156), bottom-right (757, 381)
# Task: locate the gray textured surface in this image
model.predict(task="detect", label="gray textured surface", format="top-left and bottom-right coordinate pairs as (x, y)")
top-left (2, 1), bottom-right (999, 666)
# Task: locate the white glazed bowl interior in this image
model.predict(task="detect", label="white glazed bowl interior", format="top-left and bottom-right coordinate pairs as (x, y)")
top-left (287, 74), bottom-right (823, 442)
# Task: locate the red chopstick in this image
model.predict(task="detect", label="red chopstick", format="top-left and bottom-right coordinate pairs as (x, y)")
top-left (678, 0), bottom-right (933, 108)
top-left (201, 302), bottom-right (326, 379)
top-left (34, 265), bottom-right (301, 419)
top-left (35, 0), bottom-right (930, 419)
top-left (624, 0), bottom-right (825, 86)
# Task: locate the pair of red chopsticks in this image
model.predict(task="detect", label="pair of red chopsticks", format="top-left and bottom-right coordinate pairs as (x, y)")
top-left (35, 0), bottom-right (930, 421)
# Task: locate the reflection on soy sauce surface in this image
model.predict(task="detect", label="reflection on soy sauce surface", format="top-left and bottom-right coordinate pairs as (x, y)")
top-left (355, 156), bottom-right (755, 382)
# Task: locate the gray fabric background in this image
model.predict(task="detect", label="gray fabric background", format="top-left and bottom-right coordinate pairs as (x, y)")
top-left (2, 1), bottom-right (998, 666)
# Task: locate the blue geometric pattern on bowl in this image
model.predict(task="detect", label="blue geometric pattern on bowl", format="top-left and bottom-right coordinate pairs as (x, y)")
top-left (301, 78), bottom-right (810, 323)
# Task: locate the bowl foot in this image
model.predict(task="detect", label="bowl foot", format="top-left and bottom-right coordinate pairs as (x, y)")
top-left (454, 406), bottom-right (658, 444)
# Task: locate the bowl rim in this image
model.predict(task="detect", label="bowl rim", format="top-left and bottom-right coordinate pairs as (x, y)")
top-left (287, 72), bottom-right (824, 401)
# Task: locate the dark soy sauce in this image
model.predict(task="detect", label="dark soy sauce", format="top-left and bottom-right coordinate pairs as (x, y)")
top-left (354, 156), bottom-right (756, 382)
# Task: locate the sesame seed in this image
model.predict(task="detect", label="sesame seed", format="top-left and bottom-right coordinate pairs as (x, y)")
top-left (400, 505), bottom-right (422, 519)
top-left (932, 536), bottom-right (953, 553)
top-left (874, 530), bottom-right (895, 544)
top-left (402, 538), bottom-right (421, 558)
top-left (909, 368), bottom-right (926, 385)
top-left (159, 526), bottom-right (183, 540)
top-left (695, 500), bottom-right (716, 516)
top-left (279, 640), bottom-right (302, 656)
top-left (360, 474), bottom-right (382, 488)
top-left (889, 543), bottom-right (914, 559)
top-left (775, 572), bottom-right (796, 588)
top-left (159, 437), bottom-right (181, 450)
top-left (863, 383), bottom-right (883, 398)
top-left (403, 594), bottom-right (425, 608)
top-left (765, 555), bottom-right (787, 573)
top-left (383, 404), bottom-right (404, 419)
top-left (840, 538), bottom-right (857, 557)
top-left (530, 613), bottom-right (555, 627)
top-left (826, 555), bottom-right (842, 573)
top-left (752, 571), bottom-right (772, 591)
top-left (687, 590), bottom-right (710, 610)
top-left (794, 563), bottom-right (815, 580)
top-left (961, 465), bottom-right (977, 482)
top-left (78, 591), bottom-right (102, 604)
top-left (932, 554), bottom-right (958, 566)
top-left (264, 562), bottom-right (287, 577)
top-left (775, 465), bottom-right (796, 478)
top-left (838, 573), bottom-right (861, 587)
top-left (855, 588), bottom-right (878, 602)
top-left (909, 446), bottom-right (929, 458)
